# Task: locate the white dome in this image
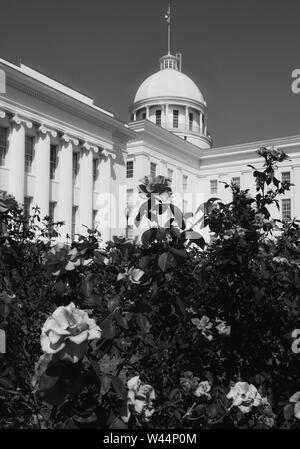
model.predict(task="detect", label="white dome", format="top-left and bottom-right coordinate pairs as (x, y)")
top-left (134, 69), bottom-right (205, 104)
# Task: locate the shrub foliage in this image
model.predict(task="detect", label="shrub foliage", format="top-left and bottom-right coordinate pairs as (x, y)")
top-left (1, 147), bottom-right (300, 429)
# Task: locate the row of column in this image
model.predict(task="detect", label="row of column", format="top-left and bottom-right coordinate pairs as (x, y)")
top-left (6, 114), bottom-right (112, 240)
top-left (134, 105), bottom-right (206, 134)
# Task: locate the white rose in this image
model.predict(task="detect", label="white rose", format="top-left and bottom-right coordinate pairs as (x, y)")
top-left (41, 302), bottom-right (101, 363)
top-left (227, 382), bottom-right (262, 413)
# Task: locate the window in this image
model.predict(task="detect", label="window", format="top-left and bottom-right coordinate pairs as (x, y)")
top-left (282, 199), bottom-right (291, 221)
top-left (232, 176), bottom-right (240, 189)
top-left (183, 175), bottom-right (188, 192)
top-left (189, 112), bottom-right (193, 131)
top-left (126, 160), bottom-right (134, 178)
top-left (23, 196), bottom-right (32, 218)
top-left (155, 110), bottom-right (162, 126)
top-left (210, 179), bottom-right (218, 194)
top-left (173, 110), bottom-right (179, 128)
top-left (0, 126), bottom-right (7, 166)
top-left (73, 152), bottom-right (80, 183)
top-left (150, 162), bottom-right (157, 178)
top-left (72, 206), bottom-right (78, 239)
top-left (142, 112), bottom-right (146, 119)
top-left (167, 168), bottom-right (173, 184)
top-left (93, 158), bottom-right (99, 190)
top-left (282, 171), bottom-right (291, 184)
top-left (25, 136), bottom-right (34, 173)
top-left (50, 144), bottom-right (58, 180)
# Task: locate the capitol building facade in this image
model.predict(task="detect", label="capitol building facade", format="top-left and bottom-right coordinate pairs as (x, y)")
top-left (0, 47), bottom-right (299, 242)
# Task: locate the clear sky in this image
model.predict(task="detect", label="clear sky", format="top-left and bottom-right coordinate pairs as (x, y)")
top-left (1, 0), bottom-right (300, 147)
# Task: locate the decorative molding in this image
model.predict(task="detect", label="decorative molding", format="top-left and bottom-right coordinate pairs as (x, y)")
top-left (82, 141), bottom-right (91, 151)
top-left (11, 114), bottom-right (32, 128)
top-left (71, 138), bottom-right (79, 147)
top-left (37, 125), bottom-right (57, 138)
top-left (11, 115), bottom-right (22, 126)
top-left (0, 100), bottom-right (118, 150)
top-left (61, 133), bottom-right (70, 143)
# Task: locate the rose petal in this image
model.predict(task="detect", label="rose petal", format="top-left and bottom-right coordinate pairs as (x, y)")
top-left (294, 402), bottom-right (300, 419)
top-left (127, 376), bottom-right (141, 392)
top-left (134, 399), bottom-right (146, 414)
top-left (42, 317), bottom-right (70, 336)
top-left (52, 307), bottom-right (74, 329)
top-left (41, 333), bottom-right (65, 354)
top-left (68, 330), bottom-right (89, 344)
top-left (290, 392), bottom-right (300, 403)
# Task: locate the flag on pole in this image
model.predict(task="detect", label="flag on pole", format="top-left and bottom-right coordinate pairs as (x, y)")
top-left (164, 5), bottom-right (170, 24)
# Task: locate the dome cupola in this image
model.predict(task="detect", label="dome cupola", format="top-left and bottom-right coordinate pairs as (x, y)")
top-left (129, 1), bottom-right (212, 149)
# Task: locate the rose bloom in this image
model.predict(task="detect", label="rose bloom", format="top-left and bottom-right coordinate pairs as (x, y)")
top-left (227, 382), bottom-right (262, 413)
top-left (122, 376), bottom-right (155, 422)
top-left (41, 302), bottom-right (101, 363)
top-left (194, 381), bottom-right (211, 399)
top-left (191, 315), bottom-right (213, 341)
top-left (216, 319), bottom-right (231, 336)
top-left (289, 391), bottom-right (300, 419)
top-left (117, 268), bottom-right (144, 284)
top-left (180, 372), bottom-right (200, 392)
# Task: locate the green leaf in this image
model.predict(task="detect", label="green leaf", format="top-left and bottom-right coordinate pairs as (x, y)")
top-left (101, 319), bottom-right (116, 339)
top-left (114, 312), bottom-right (129, 330)
top-left (169, 247), bottom-right (188, 259)
top-left (158, 252), bottom-right (176, 272)
top-left (136, 313), bottom-right (151, 334)
top-left (110, 418), bottom-right (128, 429)
top-left (111, 376), bottom-right (127, 400)
top-left (141, 228), bottom-right (157, 247)
top-left (283, 404), bottom-right (294, 421)
top-left (100, 374), bottom-right (112, 396)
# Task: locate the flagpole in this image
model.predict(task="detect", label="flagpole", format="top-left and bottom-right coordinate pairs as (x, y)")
top-left (168, 0), bottom-right (171, 54)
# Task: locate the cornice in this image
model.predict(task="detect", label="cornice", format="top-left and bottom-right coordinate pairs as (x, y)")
top-left (4, 68), bottom-right (134, 142)
top-left (0, 100), bottom-right (115, 152)
top-left (128, 119), bottom-right (205, 160)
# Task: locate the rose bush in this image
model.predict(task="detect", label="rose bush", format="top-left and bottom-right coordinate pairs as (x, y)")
top-left (1, 147), bottom-right (300, 429)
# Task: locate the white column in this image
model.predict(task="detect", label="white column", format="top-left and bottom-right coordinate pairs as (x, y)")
top-left (57, 135), bottom-right (73, 240)
top-left (160, 160), bottom-right (167, 177)
top-left (146, 106), bottom-right (150, 119)
top-left (200, 113), bottom-right (203, 134)
top-left (8, 117), bottom-right (25, 203)
top-left (293, 165), bottom-right (300, 219)
top-left (78, 146), bottom-right (93, 235)
top-left (33, 127), bottom-right (51, 218)
top-left (185, 106), bottom-right (189, 131)
top-left (165, 103), bottom-right (169, 128)
top-left (97, 153), bottom-right (112, 242)
top-left (135, 154), bottom-right (149, 180)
